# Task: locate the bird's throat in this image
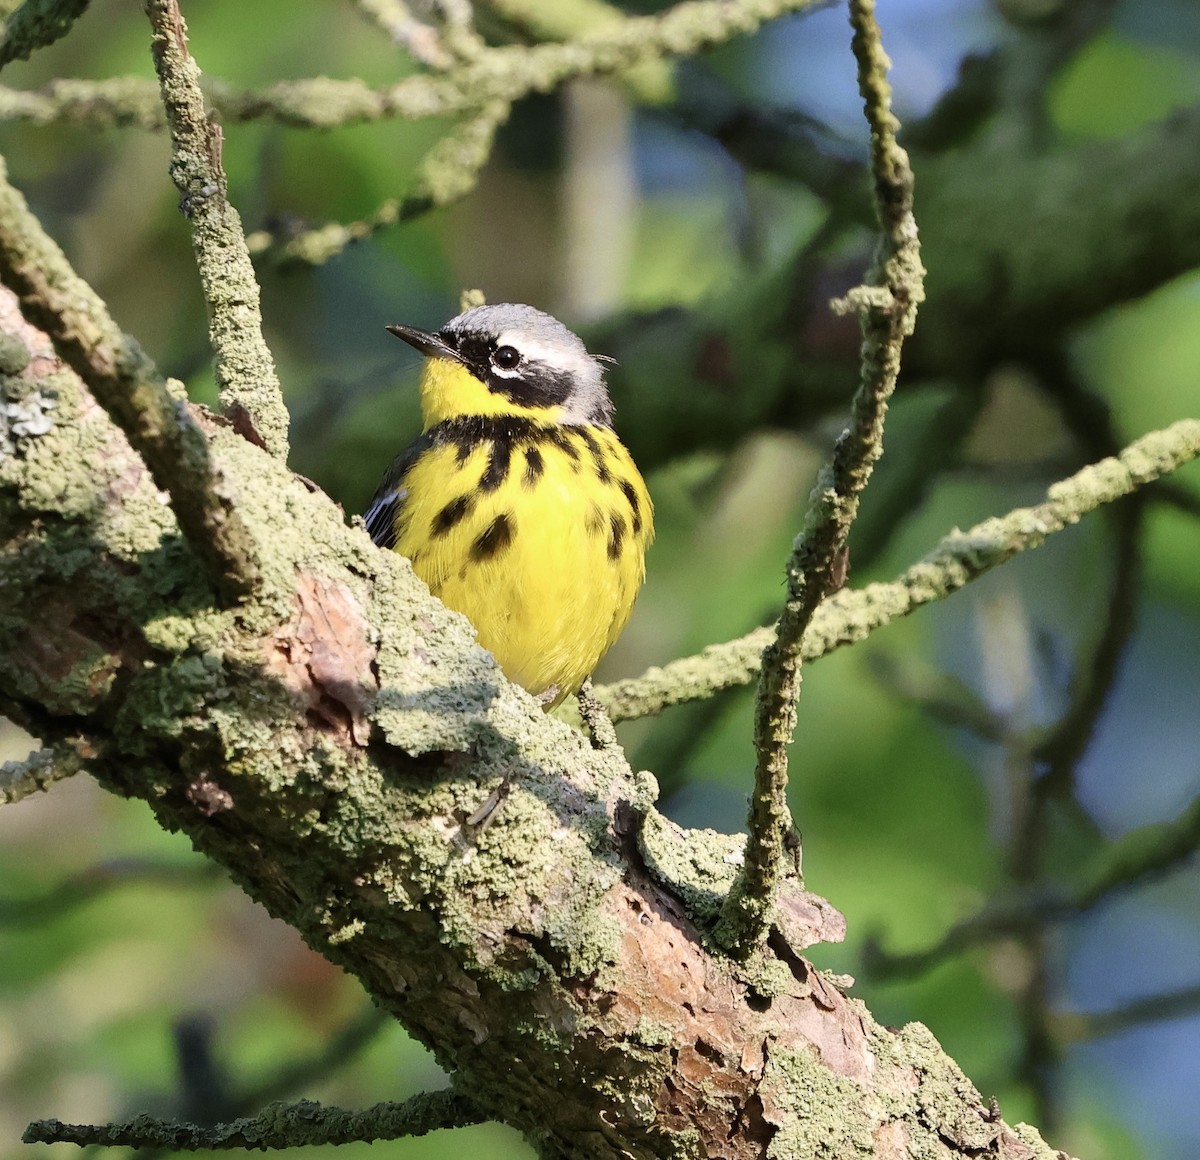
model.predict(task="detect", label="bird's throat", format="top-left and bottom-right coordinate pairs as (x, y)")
top-left (420, 356), bottom-right (561, 429)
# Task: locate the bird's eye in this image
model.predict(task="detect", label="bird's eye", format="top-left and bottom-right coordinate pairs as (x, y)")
top-left (493, 345), bottom-right (521, 370)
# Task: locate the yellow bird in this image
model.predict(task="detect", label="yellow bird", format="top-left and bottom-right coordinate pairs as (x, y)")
top-left (365, 304), bottom-right (653, 704)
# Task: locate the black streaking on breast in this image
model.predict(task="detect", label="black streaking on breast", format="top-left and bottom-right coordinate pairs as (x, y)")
top-left (546, 428), bottom-right (581, 468)
top-left (618, 479), bottom-right (642, 534)
top-left (522, 446), bottom-right (545, 488)
top-left (607, 512), bottom-right (626, 561)
top-left (471, 513), bottom-right (515, 561)
top-left (432, 494), bottom-right (476, 536)
top-left (577, 428), bottom-right (612, 483)
top-left (479, 440), bottom-right (513, 492)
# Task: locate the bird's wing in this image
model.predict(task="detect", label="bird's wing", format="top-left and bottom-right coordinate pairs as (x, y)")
top-left (363, 433), bottom-right (432, 549)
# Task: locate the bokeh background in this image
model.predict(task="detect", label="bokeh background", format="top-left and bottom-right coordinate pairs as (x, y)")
top-left (2, 0), bottom-right (1199, 1157)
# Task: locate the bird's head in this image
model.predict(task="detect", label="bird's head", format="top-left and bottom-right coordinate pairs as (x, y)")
top-left (388, 303), bottom-right (615, 431)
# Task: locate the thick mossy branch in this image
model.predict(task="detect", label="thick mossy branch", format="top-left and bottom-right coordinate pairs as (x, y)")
top-left (597, 418), bottom-right (1200, 722)
top-left (0, 156), bottom-right (260, 601)
top-left (145, 0), bottom-right (289, 460)
top-left (715, 0), bottom-right (924, 956)
top-left (0, 280), bottom-right (1069, 1159)
top-left (0, 0), bottom-right (90, 70)
top-left (23, 1092), bottom-right (486, 1150)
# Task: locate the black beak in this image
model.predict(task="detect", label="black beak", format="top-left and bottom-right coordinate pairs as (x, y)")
top-left (386, 323), bottom-right (464, 362)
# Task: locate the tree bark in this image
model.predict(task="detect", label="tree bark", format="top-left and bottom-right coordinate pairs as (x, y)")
top-left (0, 280), bottom-right (1074, 1159)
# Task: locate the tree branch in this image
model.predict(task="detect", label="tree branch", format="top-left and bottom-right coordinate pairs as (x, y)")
top-left (0, 0), bottom-right (826, 129)
top-left (23, 1091), bottom-right (487, 1150)
top-left (350, 0), bottom-right (459, 68)
top-left (714, 0), bottom-right (923, 957)
top-left (0, 857), bottom-right (219, 925)
top-left (1056, 981), bottom-right (1200, 1044)
top-left (0, 273), bottom-right (1069, 1157)
top-left (0, 738), bottom-right (86, 805)
top-left (867, 789), bottom-right (1200, 980)
top-left (0, 0), bottom-right (90, 70)
top-left (246, 99), bottom-right (511, 266)
top-left (145, 0), bottom-right (289, 460)
top-left (0, 160), bottom-right (261, 601)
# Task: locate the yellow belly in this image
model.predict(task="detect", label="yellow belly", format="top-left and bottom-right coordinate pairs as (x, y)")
top-left (392, 426), bottom-right (652, 700)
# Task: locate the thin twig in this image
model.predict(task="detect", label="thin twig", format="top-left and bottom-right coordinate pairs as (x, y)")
top-left (0, 0), bottom-right (90, 71)
top-left (430, 0), bottom-right (485, 62)
top-left (0, 858), bottom-right (220, 925)
top-left (1056, 981), bottom-right (1200, 1044)
top-left (146, 0), bottom-right (289, 460)
top-left (246, 100), bottom-right (510, 265)
top-left (713, 0), bottom-right (924, 954)
top-left (595, 417), bottom-right (1200, 723)
top-left (867, 789), bottom-right (1200, 980)
top-left (0, 739), bottom-right (87, 806)
top-left (0, 155), bottom-right (261, 600)
top-left (1021, 353), bottom-right (1144, 844)
top-left (23, 1091), bottom-right (486, 1150)
top-left (576, 678), bottom-right (619, 750)
top-left (96, 1009), bottom-right (391, 1160)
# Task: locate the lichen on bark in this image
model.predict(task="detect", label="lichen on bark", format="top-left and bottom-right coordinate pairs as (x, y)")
top-left (0, 266), bottom-right (1077, 1155)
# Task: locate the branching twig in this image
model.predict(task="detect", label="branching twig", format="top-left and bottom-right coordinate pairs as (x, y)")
top-left (246, 99), bottom-right (510, 265)
top-left (430, 0), bottom-right (485, 63)
top-left (146, 0), bottom-right (289, 460)
top-left (23, 1091), bottom-right (486, 1150)
top-left (0, 0), bottom-right (90, 70)
top-left (713, 0), bottom-right (924, 954)
top-left (0, 0), bottom-right (826, 130)
top-left (0, 156), bottom-right (261, 600)
top-left (596, 417), bottom-right (1200, 723)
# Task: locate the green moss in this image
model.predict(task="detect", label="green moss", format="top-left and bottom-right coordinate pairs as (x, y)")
top-left (638, 808), bottom-right (740, 923)
top-left (761, 1041), bottom-right (877, 1158)
top-left (0, 332), bottom-right (29, 374)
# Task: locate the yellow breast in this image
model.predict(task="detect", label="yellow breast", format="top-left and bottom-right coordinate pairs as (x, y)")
top-left (392, 419), bottom-right (653, 701)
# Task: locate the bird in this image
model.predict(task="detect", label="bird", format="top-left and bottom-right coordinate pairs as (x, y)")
top-left (364, 303), bottom-right (653, 705)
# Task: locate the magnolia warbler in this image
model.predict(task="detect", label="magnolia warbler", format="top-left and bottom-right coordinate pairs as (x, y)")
top-left (365, 304), bottom-right (653, 704)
